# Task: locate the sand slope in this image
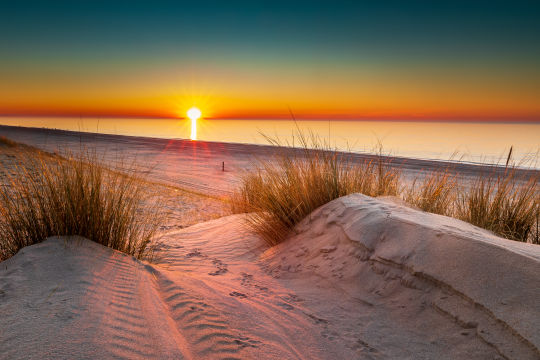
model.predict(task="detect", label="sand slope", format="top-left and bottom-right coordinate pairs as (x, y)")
top-left (0, 237), bottom-right (187, 359)
top-left (0, 236), bottom-right (351, 359)
top-left (1, 195), bottom-right (539, 359)
top-left (260, 194), bottom-right (540, 359)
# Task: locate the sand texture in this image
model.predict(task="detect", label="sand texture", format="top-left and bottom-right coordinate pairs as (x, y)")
top-left (1, 194), bottom-right (538, 359)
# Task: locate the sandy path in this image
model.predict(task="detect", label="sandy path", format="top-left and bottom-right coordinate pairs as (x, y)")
top-left (152, 218), bottom-right (351, 359)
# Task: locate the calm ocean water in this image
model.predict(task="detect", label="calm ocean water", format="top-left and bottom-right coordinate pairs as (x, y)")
top-left (1, 117), bottom-right (538, 167)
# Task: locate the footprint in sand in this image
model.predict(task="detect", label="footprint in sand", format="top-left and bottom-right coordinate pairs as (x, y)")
top-left (185, 249), bottom-right (205, 258)
top-left (229, 291), bottom-right (247, 298)
top-left (304, 312), bottom-right (329, 325)
top-left (208, 259), bottom-right (228, 276)
top-left (353, 338), bottom-right (380, 355)
top-left (234, 336), bottom-right (261, 348)
top-left (276, 302), bottom-right (295, 311)
top-left (280, 293), bottom-right (303, 303)
top-left (240, 272), bottom-right (253, 286)
top-left (240, 272), bottom-right (269, 293)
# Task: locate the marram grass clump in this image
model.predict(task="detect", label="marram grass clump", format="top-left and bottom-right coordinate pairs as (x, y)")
top-left (404, 169), bottom-right (458, 217)
top-left (230, 132), bottom-right (400, 245)
top-left (0, 149), bottom-right (165, 261)
top-left (456, 169), bottom-right (539, 243)
top-left (232, 133), bottom-right (538, 246)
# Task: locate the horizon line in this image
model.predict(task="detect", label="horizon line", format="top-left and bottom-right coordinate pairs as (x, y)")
top-left (1, 112), bottom-right (540, 123)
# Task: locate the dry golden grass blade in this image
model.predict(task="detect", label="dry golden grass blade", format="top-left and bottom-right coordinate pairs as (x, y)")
top-left (457, 169), bottom-right (539, 243)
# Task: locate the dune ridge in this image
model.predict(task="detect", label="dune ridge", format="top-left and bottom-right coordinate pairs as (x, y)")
top-left (261, 194), bottom-right (539, 359)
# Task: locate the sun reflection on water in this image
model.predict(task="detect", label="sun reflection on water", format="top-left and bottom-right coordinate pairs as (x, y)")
top-left (187, 107), bottom-right (201, 141)
top-left (190, 118), bottom-right (197, 140)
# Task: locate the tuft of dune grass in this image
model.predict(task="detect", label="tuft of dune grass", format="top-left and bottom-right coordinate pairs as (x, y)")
top-left (456, 169), bottom-right (539, 243)
top-left (230, 131), bottom-right (400, 245)
top-left (231, 131), bottom-right (538, 246)
top-left (404, 169), bottom-right (458, 216)
top-left (0, 147), bottom-right (166, 261)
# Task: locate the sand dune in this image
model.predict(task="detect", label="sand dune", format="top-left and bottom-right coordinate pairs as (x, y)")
top-left (1, 195), bottom-right (539, 359)
top-left (260, 194), bottom-right (540, 359)
top-left (0, 237), bottom-right (186, 359)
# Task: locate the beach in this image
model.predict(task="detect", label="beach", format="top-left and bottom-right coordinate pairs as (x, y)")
top-left (0, 126), bottom-right (539, 359)
top-left (1, 125), bottom-right (537, 196)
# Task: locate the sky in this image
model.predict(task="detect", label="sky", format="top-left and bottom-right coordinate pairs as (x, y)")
top-left (1, 0), bottom-right (539, 121)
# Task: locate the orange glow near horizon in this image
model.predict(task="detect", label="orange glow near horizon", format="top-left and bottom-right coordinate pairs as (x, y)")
top-left (0, 55), bottom-right (539, 122)
top-left (1, 64), bottom-right (540, 121)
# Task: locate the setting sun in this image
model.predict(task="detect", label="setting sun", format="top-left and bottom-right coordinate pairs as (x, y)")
top-left (187, 107), bottom-right (201, 121)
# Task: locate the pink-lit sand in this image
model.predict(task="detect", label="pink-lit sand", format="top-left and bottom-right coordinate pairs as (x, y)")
top-left (0, 126), bottom-right (539, 359)
top-left (1, 195), bottom-right (539, 359)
